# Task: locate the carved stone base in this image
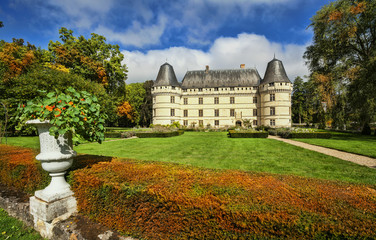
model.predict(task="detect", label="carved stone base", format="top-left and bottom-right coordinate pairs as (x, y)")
top-left (30, 195), bottom-right (77, 239)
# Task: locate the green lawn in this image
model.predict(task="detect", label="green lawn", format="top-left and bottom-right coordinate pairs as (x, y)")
top-left (75, 132), bottom-right (376, 186)
top-left (293, 131), bottom-right (376, 158)
top-left (0, 208), bottom-right (44, 240)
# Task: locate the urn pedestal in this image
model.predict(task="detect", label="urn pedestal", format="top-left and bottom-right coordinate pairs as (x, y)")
top-left (27, 120), bottom-right (77, 238)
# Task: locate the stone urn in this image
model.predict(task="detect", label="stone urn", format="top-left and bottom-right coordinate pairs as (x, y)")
top-left (27, 119), bottom-right (77, 202)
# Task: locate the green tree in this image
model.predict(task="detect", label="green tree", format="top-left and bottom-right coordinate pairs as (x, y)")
top-left (139, 80), bottom-right (153, 127)
top-left (48, 27), bottom-right (127, 95)
top-left (304, 0), bottom-right (376, 132)
top-left (291, 76), bottom-right (306, 124)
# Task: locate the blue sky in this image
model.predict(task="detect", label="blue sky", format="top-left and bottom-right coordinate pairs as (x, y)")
top-left (0, 0), bottom-right (332, 83)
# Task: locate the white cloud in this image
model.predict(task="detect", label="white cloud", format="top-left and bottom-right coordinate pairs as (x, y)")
top-left (95, 15), bottom-right (167, 48)
top-left (123, 33), bottom-right (308, 83)
top-left (44, 0), bottom-right (115, 29)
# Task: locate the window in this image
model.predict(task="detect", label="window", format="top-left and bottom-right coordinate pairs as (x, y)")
top-left (184, 110), bottom-right (188, 117)
top-left (253, 109), bottom-right (257, 116)
top-left (153, 97), bottom-right (156, 103)
top-left (230, 109), bottom-right (235, 117)
top-left (183, 89), bottom-right (187, 92)
top-left (253, 86), bottom-right (258, 90)
top-left (199, 109), bottom-right (203, 117)
top-left (215, 120), bottom-right (219, 126)
top-left (253, 120), bottom-right (257, 126)
top-left (270, 94), bottom-right (275, 101)
top-left (270, 119), bottom-right (275, 126)
top-left (269, 82), bottom-right (274, 86)
top-left (253, 97), bottom-right (257, 103)
top-left (184, 120), bottom-right (188, 126)
top-left (230, 87), bottom-right (234, 91)
top-left (170, 109), bottom-right (175, 117)
top-left (172, 86), bottom-right (175, 90)
top-left (199, 97), bottom-right (203, 105)
top-left (198, 88), bottom-right (203, 92)
top-left (199, 120), bottom-right (204, 126)
top-left (270, 107), bottom-right (275, 116)
top-left (170, 96), bottom-right (175, 103)
top-left (215, 109), bottom-right (219, 117)
top-left (214, 97), bottom-right (219, 104)
top-left (230, 97), bottom-right (235, 104)
top-left (153, 109), bottom-right (156, 117)
top-left (214, 87), bottom-right (219, 91)
top-left (184, 98), bottom-right (188, 105)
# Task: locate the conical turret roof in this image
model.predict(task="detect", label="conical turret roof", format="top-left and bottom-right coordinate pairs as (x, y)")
top-left (261, 58), bottom-right (291, 85)
top-left (153, 63), bottom-right (180, 87)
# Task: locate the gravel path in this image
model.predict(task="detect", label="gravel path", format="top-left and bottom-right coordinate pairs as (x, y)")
top-left (268, 135), bottom-right (376, 169)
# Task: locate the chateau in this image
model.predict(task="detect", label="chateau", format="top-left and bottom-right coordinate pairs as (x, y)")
top-left (152, 58), bottom-right (292, 128)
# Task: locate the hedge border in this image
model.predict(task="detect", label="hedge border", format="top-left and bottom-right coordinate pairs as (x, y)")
top-left (228, 130), bottom-right (268, 138)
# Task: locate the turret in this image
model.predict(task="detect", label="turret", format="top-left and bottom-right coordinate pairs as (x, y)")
top-left (259, 58), bottom-right (292, 127)
top-left (152, 63), bottom-right (181, 125)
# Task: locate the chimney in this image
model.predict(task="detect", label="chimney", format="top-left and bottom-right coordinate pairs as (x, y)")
top-left (240, 64), bottom-right (245, 69)
top-left (205, 65), bottom-right (209, 73)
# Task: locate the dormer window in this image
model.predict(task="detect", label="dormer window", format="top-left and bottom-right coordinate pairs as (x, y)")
top-left (172, 86), bottom-right (175, 90)
top-left (269, 82), bottom-right (274, 86)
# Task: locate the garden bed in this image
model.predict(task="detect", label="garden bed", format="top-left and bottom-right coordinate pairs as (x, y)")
top-left (228, 130), bottom-right (268, 138)
top-left (1, 144), bottom-right (376, 239)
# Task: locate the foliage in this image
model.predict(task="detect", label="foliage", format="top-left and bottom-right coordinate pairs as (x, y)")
top-left (304, 0), bottom-right (376, 132)
top-left (228, 130), bottom-right (268, 138)
top-left (0, 40), bottom-right (36, 82)
top-left (48, 27), bottom-right (127, 94)
top-left (71, 159), bottom-right (376, 239)
top-left (276, 128), bottom-right (332, 139)
top-left (0, 145), bottom-right (48, 193)
top-left (15, 87), bottom-right (106, 144)
top-left (139, 80), bottom-right (153, 127)
top-left (135, 130), bottom-right (184, 138)
top-left (0, 144), bottom-right (112, 194)
top-left (116, 101), bottom-right (137, 123)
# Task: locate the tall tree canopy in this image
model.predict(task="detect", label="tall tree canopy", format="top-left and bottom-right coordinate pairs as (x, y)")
top-left (304, 0), bottom-right (376, 130)
top-left (48, 27), bottom-right (127, 95)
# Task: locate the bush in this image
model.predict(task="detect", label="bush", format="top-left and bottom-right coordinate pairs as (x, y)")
top-left (228, 130), bottom-right (268, 138)
top-left (135, 130), bottom-right (183, 138)
top-left (71, 160), bottom-right (376, 240)
top-left (285, 132), bottom-right (332, 139)
top-left (361, 123), bottom-right (372, 135)
top-left (0, 145), bottom-right (112, 194)
top-left (104, 132), bottom-right (122, 138)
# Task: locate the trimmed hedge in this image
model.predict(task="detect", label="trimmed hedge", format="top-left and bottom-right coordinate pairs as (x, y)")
top-left (2, 144), bottom-right (376, 239)
top-left (71, 160), bottom-right (376, 240)
top-left (228, 130), bottom-right (268, 138)
top-left (104, 132), bottom-right (122, 138)
top-left (280, 132), bottom-right (332, 139)
top-left (135, 130), bottom-right (184, 138)
top-left (0, 145), bottom-right (112, 194)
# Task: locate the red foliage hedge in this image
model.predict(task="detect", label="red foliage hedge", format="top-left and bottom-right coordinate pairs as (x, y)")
top-left (2, 144), bottom-right (376, 239)
top-left (0, 144), bottom-right (112, 194)
top-left (71, 159), bottom-right (376, 239)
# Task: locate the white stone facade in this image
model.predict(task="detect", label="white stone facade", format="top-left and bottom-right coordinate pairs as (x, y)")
top-left (152, 59), bottom-right (292, 128)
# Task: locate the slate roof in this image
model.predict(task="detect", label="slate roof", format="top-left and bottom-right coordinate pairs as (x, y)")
top-left (261, 58), bottom-right (291, 85)
top-left (153, 63), bottom-right (181, 87)
top-left (181, 68), bottom-right (261, 89)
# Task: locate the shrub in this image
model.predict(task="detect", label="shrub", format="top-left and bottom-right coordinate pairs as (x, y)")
top-left (135, 130), bottom-right (183, 138)
top-left (104, 132), bottom-right (122, 138)
top-left (71, 160), bottom-right (376, 240)
top-left (361, 123), bottom-right (372, 135)
top-left (0, 144), bottom-right (112, 194)
top-left (228, 130), bottom-right (268, 138)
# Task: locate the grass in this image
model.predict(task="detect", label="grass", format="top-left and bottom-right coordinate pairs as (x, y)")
top-left (0, 208), bottom-right (44, 240)
top-left (75, 132), bottom-right (376, 186)
top-left (293, 131), bottom-right (376, 158)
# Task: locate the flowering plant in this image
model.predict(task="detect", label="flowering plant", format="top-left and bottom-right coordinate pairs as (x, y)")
top-left (16, 87), bottom-right (106, 144)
